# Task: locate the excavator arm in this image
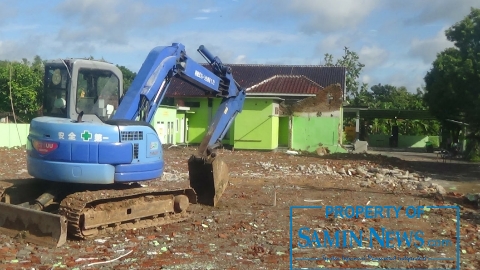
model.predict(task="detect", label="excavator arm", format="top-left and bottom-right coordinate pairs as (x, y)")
top-left (112, 43), bottom-right (246, 206)
top-left (112, 43), bottom-right (245, 126)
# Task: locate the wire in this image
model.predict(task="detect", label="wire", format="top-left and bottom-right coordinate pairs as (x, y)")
top-left (86, 250), bottom-right (133, 267)
top-left (60, 59), bottom-right (72, 79)
top-left (8, 64), bottom-right (23, 148)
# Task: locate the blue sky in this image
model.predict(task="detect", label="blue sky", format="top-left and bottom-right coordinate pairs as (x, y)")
top-left (1, 0), bottom-right (479, 92)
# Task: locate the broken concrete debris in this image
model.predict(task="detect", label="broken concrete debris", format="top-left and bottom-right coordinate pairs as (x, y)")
top-left (251, 161), bottom-right (445, 194)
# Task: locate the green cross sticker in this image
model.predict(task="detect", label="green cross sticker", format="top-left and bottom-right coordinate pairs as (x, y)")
top-left (81, 130), bottom-right (92, 141)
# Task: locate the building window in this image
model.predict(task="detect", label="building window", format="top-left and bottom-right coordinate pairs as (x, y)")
top-left (184, 101), bottom-right (200, 108)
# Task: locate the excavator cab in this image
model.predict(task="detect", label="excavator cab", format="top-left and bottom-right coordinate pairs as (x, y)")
top-left (42, 59), bottom-right (123, 123)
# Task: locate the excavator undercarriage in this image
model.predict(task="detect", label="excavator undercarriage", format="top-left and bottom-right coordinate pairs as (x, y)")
top-left (0, 155), bottom-right (229, 248)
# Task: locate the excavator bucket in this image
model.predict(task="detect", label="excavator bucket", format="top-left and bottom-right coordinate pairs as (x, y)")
top-left (188, 155), bottom-right (229, 206)
top-left (0, 202), bottom-right (67, 248)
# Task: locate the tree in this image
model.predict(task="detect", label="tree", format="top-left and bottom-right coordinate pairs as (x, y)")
top-left (358, 83), bottom-right (439, 136)
top-left (323, 47), bottom-right (367, 101)
top-left (116, 65), bottom-right (136, 94)
top-left (0, 61), bottom-right (42, 121)
top-left (31, 55), bottom-right (45, 113)
top-left (423, 7), bottom-right (480, 160)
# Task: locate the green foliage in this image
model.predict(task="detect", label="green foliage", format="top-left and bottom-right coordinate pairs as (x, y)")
top-left (324, 45), bottom-right (440, 137)
top-left (324, 47), bottom-right (367, 100)
top-left (349, 83), bottom-right (440, 136)
top-left (424, 7), bottom-right (480, 127)
top-left (427, 136), bottom-right (440, 148)
top-left (116, 65), bottom-right (136, 94)
top-left (464, 137), bottom-right (480, 161)
top-left (356, 84), bottom-right (428, 110)
top-left (424, 7), bottom-right (480, 158)
top-left (0, 60), bottom-right (43, 121)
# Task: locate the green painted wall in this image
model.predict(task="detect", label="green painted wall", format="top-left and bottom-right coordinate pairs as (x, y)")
top-left (367, 135), bottom-right (440, 148)
top-left (175, 98), bottom-right (228, 144)
top-left (176, 97), bottom-right (277, 150)
top-left (278, 117), bottom-right (289, 147)
top-left (0, 123), bottom-right (30, 148)
top-left (233, 98), bottom-right (277, 150)
top-left (182, 98), bottom-right (209, 143)
top-left (151, 106), bottom-right (178, 145)
top-left (291, 116), bottom-right (346, 153)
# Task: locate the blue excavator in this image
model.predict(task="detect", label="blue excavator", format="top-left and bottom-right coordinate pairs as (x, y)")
top-left (0, 43), bottom-right (246, 247)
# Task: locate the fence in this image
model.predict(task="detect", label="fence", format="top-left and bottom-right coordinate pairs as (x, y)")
top-left (0, 123), bottom-right (30, 148)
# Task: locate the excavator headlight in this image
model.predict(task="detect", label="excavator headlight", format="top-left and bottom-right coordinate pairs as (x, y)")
top-left (32, 139), bottom-right (58, 154)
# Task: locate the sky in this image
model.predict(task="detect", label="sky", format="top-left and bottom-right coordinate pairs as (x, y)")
top-left (1, 0), bottom-right (479, 93)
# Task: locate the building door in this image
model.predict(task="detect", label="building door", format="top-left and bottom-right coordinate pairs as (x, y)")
top-left (167, 121), bottom-right (174, 144)
top-left (178, 117), bottom-right (185, 143)
top-left (185, 117), bottom-right (189, 143)
top-left (156, 121), bottom-right (166, 144)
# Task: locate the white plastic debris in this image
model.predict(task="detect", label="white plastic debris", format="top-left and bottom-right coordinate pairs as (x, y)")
top-left (94, 239), bottom-right (107, 244)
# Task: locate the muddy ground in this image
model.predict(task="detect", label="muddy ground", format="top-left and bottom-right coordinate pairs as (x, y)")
top-left (0, 146), bottom-right (479, 269)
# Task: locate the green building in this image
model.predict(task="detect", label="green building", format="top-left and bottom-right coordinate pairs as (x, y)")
top-left (156, 64), bottom-right (347, 152)
top-left (150, 105), bottom-right (178, 145)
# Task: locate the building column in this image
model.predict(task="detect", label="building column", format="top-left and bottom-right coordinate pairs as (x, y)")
top-left (355, 110), bottom-right (360, 141)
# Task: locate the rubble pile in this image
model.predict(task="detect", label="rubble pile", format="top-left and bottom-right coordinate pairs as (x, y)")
top-left (245, 161), bottom-right (446, 195)
top-left (160, 170), bottom-right (189, 182)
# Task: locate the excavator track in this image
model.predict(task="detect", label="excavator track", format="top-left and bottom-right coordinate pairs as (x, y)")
top-left (59, 186), bottom-right (197, 239)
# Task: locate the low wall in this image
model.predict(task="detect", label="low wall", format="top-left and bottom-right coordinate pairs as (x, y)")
top-left (0, 123), bottom-right (30, 148)
top-left (367, 134), bottom-right (440, 148)
top-left (291, 116), bottom-right (346, 153)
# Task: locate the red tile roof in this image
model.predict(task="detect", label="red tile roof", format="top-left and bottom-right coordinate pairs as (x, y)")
top-left (247, 75), bottom-right (323, 95)
top-left (165, 64), bottom-right (346, 97)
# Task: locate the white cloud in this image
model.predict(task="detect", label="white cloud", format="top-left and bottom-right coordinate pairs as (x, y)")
top-left (315, 34), bottom-right (353, 64)
top-left (364, 56), bottom-right (431, 92)
top-left (235, 0), bottom-right (382, 34)
top-left (2, 0), bottom-right (478, 96)
top-left (289, 0), bottom-right (381, 33)
top-left (200, 8), bottom-right (218, 13)
top-left (235, 55), bottom-right (247, 64)
top-left (362, 74), bottom-right (372, 85)
top-left (409, 28), bottom-right (454, 64)
top-left (0, 2), bottom-right (15, 26)
top-left (359, 45), bottom-right (389, 69)
top-left (0, 24), bottom-right (38, 32)
top-left (0, 38), bottom-right (39, 61)
top-left (399, 0), bottom-right (480, 25)
top-left (54, 0), bottom-right (183, 45)
top-left (170, 28), bottom-right (300, 50)
top-left (315, 34), bottom-right (353, 56)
